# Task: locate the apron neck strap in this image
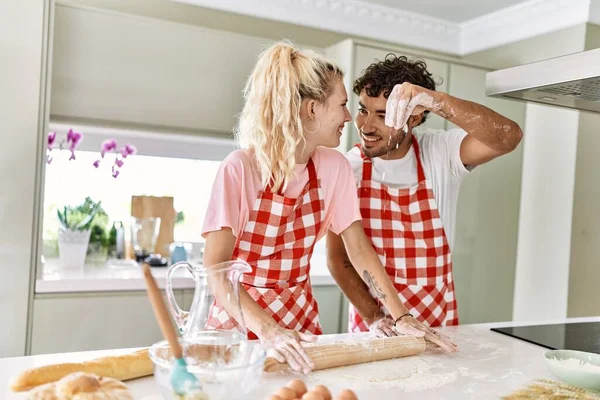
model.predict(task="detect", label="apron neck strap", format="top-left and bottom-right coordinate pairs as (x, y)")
top-left (358, 135), bottom-right (425, 183)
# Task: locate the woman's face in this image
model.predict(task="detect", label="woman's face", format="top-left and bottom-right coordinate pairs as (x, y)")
top-left (306, 79), bottom-right (352, 149)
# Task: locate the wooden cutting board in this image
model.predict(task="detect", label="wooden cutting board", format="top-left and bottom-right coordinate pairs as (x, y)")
top-left (130, 195), bottom-right (175, 256)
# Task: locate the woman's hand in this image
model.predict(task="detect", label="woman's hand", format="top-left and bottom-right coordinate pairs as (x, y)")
top-left (259, 325), bottom-right (317, 374)
top-left (395, 315), bottom-right (459, 352)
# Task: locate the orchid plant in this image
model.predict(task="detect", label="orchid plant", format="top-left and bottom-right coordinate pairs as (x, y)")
top-left (46, 130), bottom-right (137, 178)
top-left (93, 139), bottom-right (137, 178)
top-left (47, 129), bottom-right (82, 164)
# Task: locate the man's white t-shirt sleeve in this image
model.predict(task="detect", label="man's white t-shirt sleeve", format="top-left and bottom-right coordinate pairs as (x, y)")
top-left (445, 128), bottom-right (471, 180)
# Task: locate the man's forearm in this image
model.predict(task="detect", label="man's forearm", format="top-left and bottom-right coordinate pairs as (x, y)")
top-left (327, 256), bottom-right (385, 326)
top-left (430, 90), bottom-right (522, 152)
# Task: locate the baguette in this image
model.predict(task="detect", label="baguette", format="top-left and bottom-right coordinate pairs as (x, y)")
top-left (10, 349), bottom-right (153, 392)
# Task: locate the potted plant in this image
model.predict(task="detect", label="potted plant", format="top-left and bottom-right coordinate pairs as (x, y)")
top-left (56, 200), bottom-right (102, 269)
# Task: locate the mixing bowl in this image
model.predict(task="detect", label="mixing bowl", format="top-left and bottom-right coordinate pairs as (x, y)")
top-left (545, 349), bottom-right (600, 392)
top-left (149, 331), bottom-right (266, 399)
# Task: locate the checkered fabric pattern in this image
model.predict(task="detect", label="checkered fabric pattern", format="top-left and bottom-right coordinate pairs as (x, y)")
top-left (349, 139), bottom-right (459, 331)
top-left (206, 158), bottom-right (324, 339)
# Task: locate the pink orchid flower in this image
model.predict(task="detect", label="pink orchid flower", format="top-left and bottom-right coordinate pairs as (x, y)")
top-left (120, 144), bottom-right (137, 158)
top-left (101, 139), bottom-right (118, 158)
top-left (47, 132), bottom-right (56, 149)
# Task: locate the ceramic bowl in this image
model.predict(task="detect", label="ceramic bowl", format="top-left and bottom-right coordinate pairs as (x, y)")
top-left (544, 349), bottom-right (600, 392)
top-left (149, 333), bottom-right (266, 400)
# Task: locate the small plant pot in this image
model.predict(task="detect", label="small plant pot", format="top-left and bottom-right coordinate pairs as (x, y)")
top-left (58, 229), bottom-right (91, 269)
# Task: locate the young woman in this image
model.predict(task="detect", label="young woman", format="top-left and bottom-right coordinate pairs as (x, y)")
top-left (201, 42), bottom-right (457, 374)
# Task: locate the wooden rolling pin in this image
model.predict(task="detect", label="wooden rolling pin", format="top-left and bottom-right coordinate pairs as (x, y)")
top-left (263, 335), bottom-right (426, 373)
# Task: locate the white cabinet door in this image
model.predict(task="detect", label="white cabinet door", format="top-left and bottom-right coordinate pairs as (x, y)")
top-left (51, 5), bottom-right (264, 135)
top-left (448, 64), bottom-right (525, 324)
top-left (312, 286), bottom-right (343, 334)
top-left (353, 45), bottom-right (449, 133)
top-left (31, 291), bottom-right (184, 355)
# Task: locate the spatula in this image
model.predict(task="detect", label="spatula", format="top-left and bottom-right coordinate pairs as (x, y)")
top-left (141, 264), bottom-right (205, 398)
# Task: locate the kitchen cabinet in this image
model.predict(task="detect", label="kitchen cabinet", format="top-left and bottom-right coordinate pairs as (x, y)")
top-left (448, 64), bottom-right (525, 324)
top-left (30, 291), bottom-right (184, 355)
top-left (50, 5), bottom-right (321, 137)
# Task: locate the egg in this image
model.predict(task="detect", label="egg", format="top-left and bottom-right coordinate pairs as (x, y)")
top-left (336, 389), bottom-right (358, 400)
top-left (301, 392), bottom-right (324, 400)
top-left (287, 379), bottom-right (308, 397)
top-left (312, 385), bottom-right (332, 400)
top-left (276, 387), bottom-right (298, 400)
top-left (267, 396), bottom-right (284, 400)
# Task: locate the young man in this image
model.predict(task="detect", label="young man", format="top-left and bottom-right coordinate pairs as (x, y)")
top-left (327, 54), bottom-right (523, 336)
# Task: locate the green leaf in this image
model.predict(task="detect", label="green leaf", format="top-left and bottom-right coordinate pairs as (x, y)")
top-left (75, 201), bottom-right (101, 231)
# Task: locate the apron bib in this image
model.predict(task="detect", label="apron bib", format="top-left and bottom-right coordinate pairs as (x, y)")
top-left (349, 138), bottom-right (459, 331)
top-left (206, 158), bottom-right (325, 339)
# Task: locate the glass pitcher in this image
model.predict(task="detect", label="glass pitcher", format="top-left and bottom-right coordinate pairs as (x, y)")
top-left (166, 260), bottom-right (251, 340)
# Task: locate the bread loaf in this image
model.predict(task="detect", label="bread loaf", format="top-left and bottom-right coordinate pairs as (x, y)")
top-left (10, 349), bottom-right (152, 392)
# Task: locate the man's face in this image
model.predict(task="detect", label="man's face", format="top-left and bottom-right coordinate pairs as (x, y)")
top-left (355, 89), bottom-right (407, 158)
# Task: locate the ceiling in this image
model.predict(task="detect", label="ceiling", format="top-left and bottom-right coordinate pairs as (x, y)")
top-left (171, 0), bottom-right (595, 55)
top-left (365, 0), bottom-right (532, 23)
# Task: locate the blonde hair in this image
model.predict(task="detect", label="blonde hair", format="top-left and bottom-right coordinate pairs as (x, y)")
top-left (235, 41), bottom-right (344, 193)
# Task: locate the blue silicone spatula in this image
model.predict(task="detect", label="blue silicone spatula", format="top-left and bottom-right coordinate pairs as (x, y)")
top-left (142, 264), bottom-right (205, 398)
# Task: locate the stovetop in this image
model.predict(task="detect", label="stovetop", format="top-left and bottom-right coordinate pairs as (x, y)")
top-left (491, 321), bottom-right (600, 354)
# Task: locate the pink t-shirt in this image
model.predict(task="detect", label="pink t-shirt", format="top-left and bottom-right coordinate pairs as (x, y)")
top-left (202, 147), bottom-right (362, 241)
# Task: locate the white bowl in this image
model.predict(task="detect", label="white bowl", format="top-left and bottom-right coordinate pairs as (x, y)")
top-left (149, 332), bottom-right (266, 400)
top-left (545, 349), bottom-right (600, 392)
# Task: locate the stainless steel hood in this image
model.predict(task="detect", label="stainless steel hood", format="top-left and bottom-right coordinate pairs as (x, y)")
top-left (485, 48), bottom-right (600, 113)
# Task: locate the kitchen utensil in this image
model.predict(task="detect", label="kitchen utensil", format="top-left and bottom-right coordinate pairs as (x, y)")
top-left (141, 264), bottom-right (205, 398)
top-left (263, 335), bottom-right (426, 373)
top-left (169, 242), bottom-right (192, 264)
top-left (145, 253), bottom-right (168, 267)
top-left (545, 349), bottom-right (600, 392)
top-left (149, 337), bottom-right (265, 400)
top-left (108, 221), bottom-right (126, 259)
top-left (131, 217), bottom-right (161, 262)
top-left (131, 195), bottom-right (175, 256)
top-left (165, 260), bottom-right (251, 338)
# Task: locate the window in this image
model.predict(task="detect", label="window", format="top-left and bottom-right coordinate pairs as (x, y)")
top-left (43, 150), bottom-right (221, 246)
top-left (42, 122), bottom-right (235, 265)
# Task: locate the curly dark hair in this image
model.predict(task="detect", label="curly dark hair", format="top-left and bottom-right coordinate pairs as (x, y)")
top-left (353, 54), bottom-right (439, 125)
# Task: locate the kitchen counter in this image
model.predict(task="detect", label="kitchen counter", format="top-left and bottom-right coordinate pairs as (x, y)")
top-left (4, 317), bottom-right (599, 399)
top-left (36, 256), bottom-right (335, 293)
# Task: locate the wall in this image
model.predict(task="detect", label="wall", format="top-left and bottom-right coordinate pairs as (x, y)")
top-left (0, 1), bottom-right (49, 356)
top-left (567, 24), bottom-right (600, 317)
top-left (464, 25), bottom-right (587, 321)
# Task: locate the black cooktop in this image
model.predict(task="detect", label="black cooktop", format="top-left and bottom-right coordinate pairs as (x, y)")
top-left (491, 322), bottom-right (600, 354)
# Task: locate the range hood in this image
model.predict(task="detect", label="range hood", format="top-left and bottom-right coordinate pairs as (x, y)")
top-left (486, 48), bottom-right (600, 113)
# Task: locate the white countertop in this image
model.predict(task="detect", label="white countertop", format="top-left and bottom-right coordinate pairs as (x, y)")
top-left (35, 256), bottom-right (335, 294)
top-left (4, 317), bottom-right (599, 399)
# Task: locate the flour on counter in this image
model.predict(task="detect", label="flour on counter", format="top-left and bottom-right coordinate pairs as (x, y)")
top-left (558, 358), bottom-right (600, 373)
top-left (310, 357), bottom-right (457, 392)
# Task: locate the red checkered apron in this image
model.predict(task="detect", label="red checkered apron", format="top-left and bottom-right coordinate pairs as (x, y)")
top-left (349, 137), bottom-right (459, 332)
top-left (206, 158), bottom-right (324, 339)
